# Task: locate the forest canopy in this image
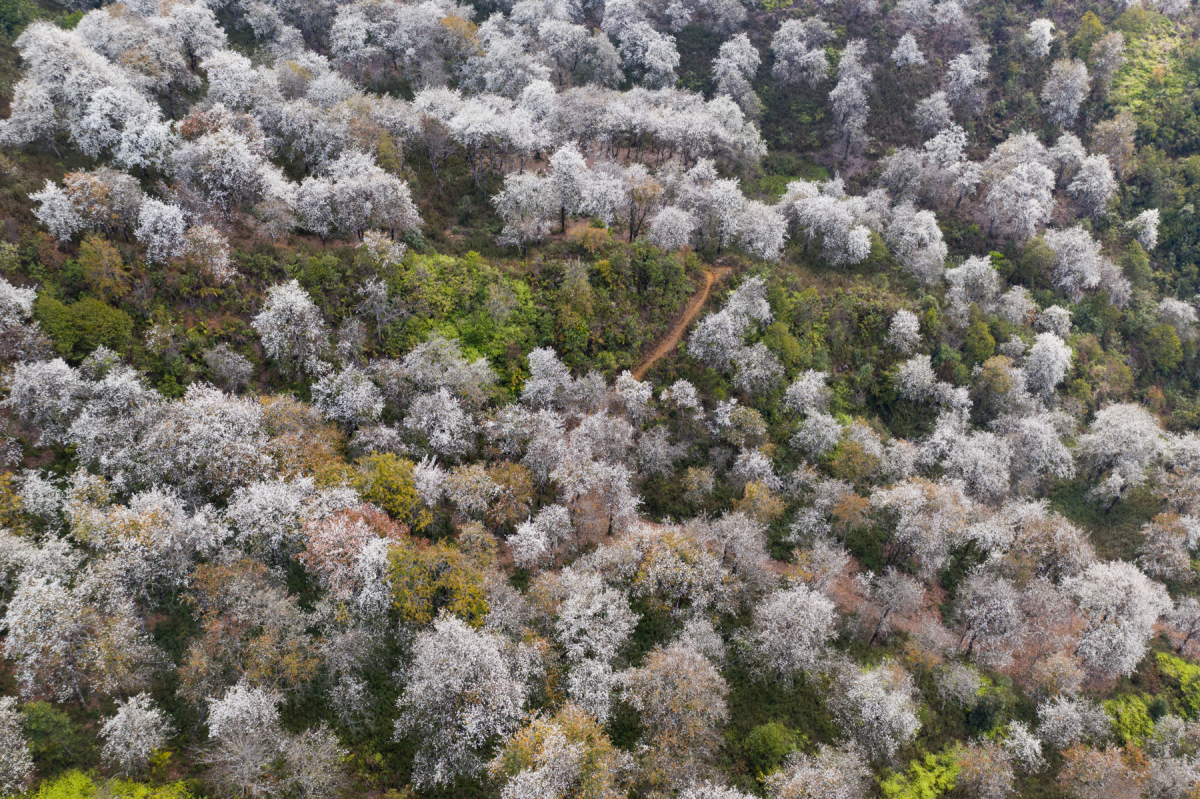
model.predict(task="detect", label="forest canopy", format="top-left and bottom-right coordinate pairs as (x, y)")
top-left (2, 0), bottom-right (1200, 796)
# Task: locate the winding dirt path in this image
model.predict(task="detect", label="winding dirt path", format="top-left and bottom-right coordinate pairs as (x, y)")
top-left (633, 266), bottom-right (733, 380)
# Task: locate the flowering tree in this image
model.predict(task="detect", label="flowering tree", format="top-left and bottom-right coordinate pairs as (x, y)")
top-left (743, 583), bottom-right (837, 679)
top-left (945, 47), bottom-right (988, 113)
top-left (509, 505), bottom-right (575, 569)
top-left (1128, 208), bottom-right (1160, 250)
top-left (312, 367), bottom-right (384, 427)
top-left (1042, 227), bottom-right (1106, 301)
top-left (1024, 333), bottom-right (1072, 399)
top-left (136, 383), bottom-right (273, 500)
top-left (622, 641), bottom-right (729, 791)
top-left (1076, 403), bottom-right (1169, 502)
top-left (135, 199), bottom-right (187, 264)
top-left (1067, 155), bottom-right (1117, 217)
top-left (712, 34), bottom-right (761, 117)
top-left (3, 571), bottom-right (163, 703)
top-left (488, 703), bottom-right (626, 799)
top-left (296, 505), bottom-right (406, 604)
top-left (185, 225), bottom-right (236, 283)
top-left (494, 172), bottom-right (555, 253)
top-left (894, 354), bottom-right (936, 401)
top-left (0, 697), bottom-right (32, 798)
top-left (2, 358), bottom-right (88, 445)
top-left (1137, 513), bottom-right (1194, 583)
top-left (892, 33), bottom-right (925, 68)
top-left (829, 661), bottom-right (921, 762)
top-left (1068, 561), bottom-right (1170, 678)
top-left (772, 18), bottom-right (832, 88)
top-left (764, 745), bottom-right (871, 799)
top-left (829, 41), bottom-right (872, 158)
top-left (1027, 19), bottom-right (1055, 57)
top-left (646, 206), bottom-right (695, 251)
top-left (31, 181), bottom-right (84, 243)
top-left (252, 280), bottom-right (331, 375)
top-left (100, 693), bottom-right (175, 774)
top-left (954, 571), bottom-right (1023, 667)
top-left (859, 568), bottom-right (925, 645)
top-left (1042, 60), bottom-right (1090, 127)
top-left (394, 615), bottom-right (530, 788)
top-left (204, 683), bottom-right (285, 797)
top-left (1037, 695), bottom-right (1111, 748)
top-left (986, 162), bottom-right (1055, 241)
top-left (886, 310), bottom-right (922, 354)
top-left (553, 571), bottom-right (638, 720)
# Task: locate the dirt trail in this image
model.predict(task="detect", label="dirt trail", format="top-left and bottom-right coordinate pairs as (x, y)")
top-left (633, 266), bottom-right (733, 380)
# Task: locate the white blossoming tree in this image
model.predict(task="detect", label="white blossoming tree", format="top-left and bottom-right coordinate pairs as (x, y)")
top-left (100, 693), bottom-right (175, 774)
top-left (394, 615), bottom-right (530, 788)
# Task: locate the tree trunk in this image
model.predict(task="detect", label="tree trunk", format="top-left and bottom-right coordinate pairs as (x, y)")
top-left (428, 150), bottom-right (443, 196)
top-left (868, 611), bottom-right (890, 647)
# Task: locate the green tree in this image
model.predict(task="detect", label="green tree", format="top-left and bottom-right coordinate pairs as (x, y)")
top-left (28, 771), bottom-right (196, 799)
top-left (963, 319), bottom-right (996, 365)
top-left (743, 722), bottom-right (799, 777)
top-left (34, 294), bottom-right (133, 358)
top-left (388, 538), bottom-right (488, 626)
top-left (79, 234), bottom-right (131, 302)
top-left (353, 453), bottom-right (432, 532)
top-left (34, 294), bottom-right (78, 357)
top-left (21, 702), bottom-right (92, 773)
top-left (1122, 242), bottom-right (1154, 290)
top-left (71, 297), bottom-right (133, 354)
top-left (1017, 237), bottom-right (1056, 289)
top-left (764, 321), bottom-right (804, 370)
top-left (1157, 652), bottom-right (1200, 717)
top-left (1072, 11), bottom-right (1105, 58)
top-left (1145, 323), bottom-right (1182, 374)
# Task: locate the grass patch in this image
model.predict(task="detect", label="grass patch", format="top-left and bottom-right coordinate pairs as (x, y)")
top-left (755, 152), bottom-right (831, 200)
top-left (1048, 480), bottom-right (1163, 561)
top-left (1110, 8), bottom-right (1187, 124)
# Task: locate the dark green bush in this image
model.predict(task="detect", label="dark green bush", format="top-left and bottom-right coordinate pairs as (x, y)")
top-left (21, 702), bottom-right (93, 774)
top-left (0, 0), bottom-right (32, 40)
